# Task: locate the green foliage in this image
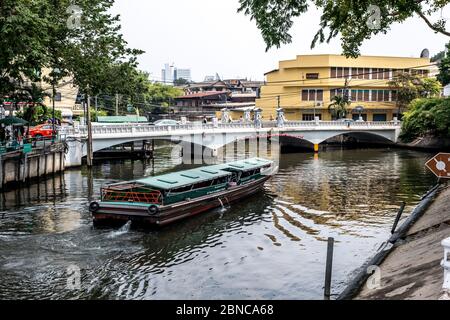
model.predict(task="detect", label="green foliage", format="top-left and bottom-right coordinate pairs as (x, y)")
top-left (419, 78), bottom-right (442, 97)
top-left (90, 108), bottom-right (107, 122)
top-left (16, 105), bottom-right (62, 125)
top-left (0, 0), bottom-right (143, 101)
top-left (328, 95), bottom-right (351, 119)
top-left (388, 72), bottom-right (441, 114)
top-left (0, 0), bottom-right (51, 95)
top-left (173, 78), bottom-right (189, 86)
top-left (400, 98), bottom-right (450, 142)
top-left (145, 83), bottom-right (183, 106)
top-left (238, 0), bottom-right (450, 57)
top-left (437, 42), bottom-right (450, 86)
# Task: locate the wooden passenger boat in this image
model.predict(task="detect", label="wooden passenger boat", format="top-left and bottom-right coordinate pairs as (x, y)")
top-left (89, 157), bottom-right (276, 226)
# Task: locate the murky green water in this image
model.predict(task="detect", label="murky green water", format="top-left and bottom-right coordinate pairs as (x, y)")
top-left (0, 145), bottom-right (436, 299)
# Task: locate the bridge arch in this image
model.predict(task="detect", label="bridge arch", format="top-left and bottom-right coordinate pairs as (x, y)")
top-left (319, 131), bottom-right (396, 145)
top-left (292, 130), bottom-right (399, 146)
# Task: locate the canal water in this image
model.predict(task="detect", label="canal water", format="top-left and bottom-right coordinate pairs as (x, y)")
top-left (0, 145), bottom-right (436, 299)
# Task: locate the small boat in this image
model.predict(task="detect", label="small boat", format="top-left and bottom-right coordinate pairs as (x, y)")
top-left (89, 157), bottom-right (276, 226)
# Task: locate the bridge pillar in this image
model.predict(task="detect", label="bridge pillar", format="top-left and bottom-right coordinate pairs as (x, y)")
top-left (65, 137), bottom-right (83, 168)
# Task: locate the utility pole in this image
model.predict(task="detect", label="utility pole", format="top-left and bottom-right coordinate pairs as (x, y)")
top-left (115, 93), bottom-right (119, 116)
top-left (52, 83), bottom-right (56, 144)
top-left (86, 91), bottom-right (93, 167)
top-left (277, 95), bottom-right (280, 109)
top-left (95, 95), bottom-right (98, 122)
top-left (313, 100), bottom-right (316, 120)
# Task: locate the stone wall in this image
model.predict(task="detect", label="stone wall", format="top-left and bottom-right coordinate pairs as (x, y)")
top-left (0, 143), bottom-right (66, 190)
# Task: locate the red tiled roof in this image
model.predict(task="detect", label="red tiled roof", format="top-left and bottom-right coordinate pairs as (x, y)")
top-left (175, 91), bottom-right (228, 99)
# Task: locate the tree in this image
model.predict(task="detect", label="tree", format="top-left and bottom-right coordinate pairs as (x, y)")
top-left (437, 42), bottom-right (450, 86)
top-left (400, 97), bottom-right (450, 141)
top-left (1, 0), bottom-right (144, 120)
top-left (328, 95), bottom-right (351, 119)
top-left (0, 0), bottom-right (51, 97)
top-left (418, 78), bottom-right (442, 97)
top-left (145, 83), bottom-right (183, 107)
top-left (173, 78), bottom-right (189, 86)
top-left (389, 72), bottom-right (442, 114)
top-left (238, 0), bottom-right (450, 57)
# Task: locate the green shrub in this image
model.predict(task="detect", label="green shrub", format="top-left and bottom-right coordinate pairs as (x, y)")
top-left (400, 98), bottom-right (450, 142)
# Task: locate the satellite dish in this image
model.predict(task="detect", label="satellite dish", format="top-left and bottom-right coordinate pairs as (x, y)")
top-left (420, 49), bottom-right (430, 58)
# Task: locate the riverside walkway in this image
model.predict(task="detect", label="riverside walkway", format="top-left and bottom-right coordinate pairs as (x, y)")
top-left (353, 183), bottom-right (450, 299)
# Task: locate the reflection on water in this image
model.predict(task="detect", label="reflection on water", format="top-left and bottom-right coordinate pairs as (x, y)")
top-left (0, 143), bottom-right (436, 299)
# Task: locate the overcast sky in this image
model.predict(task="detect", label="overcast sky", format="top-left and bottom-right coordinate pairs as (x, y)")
top-left (112, 0), bottom-right (450, 82)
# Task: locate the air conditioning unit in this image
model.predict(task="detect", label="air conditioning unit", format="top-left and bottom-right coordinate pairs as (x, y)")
top-left (316, 102), bottom-right (323, 107)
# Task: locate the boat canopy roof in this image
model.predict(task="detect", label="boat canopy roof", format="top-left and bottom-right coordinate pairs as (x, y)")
top-left (212, 157), bottom-right (273, 172)
top-left (136, 157), bottom-right (273, 190)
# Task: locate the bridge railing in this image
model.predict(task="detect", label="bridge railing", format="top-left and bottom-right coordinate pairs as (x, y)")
top-left (59, 120), bottom-right (401, 137)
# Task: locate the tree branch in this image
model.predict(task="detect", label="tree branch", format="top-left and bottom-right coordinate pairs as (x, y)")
top-left (416, 10), bottom-right (450, 37)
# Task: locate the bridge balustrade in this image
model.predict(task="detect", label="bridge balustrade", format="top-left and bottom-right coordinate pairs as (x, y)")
top-left (58, 120), bottom-right (400, 138)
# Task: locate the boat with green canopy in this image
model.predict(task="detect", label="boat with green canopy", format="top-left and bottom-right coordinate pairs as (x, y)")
top-left (89, 157), bottom-right (276, 226)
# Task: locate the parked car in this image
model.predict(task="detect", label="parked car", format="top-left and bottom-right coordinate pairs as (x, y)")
top-left (29, 124), bottom-right (57, 139)
top-left (153, 119), bottom-right (179, 126)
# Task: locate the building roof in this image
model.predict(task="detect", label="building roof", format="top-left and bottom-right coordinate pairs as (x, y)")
top-left (264, 69), bottom-right (279, 75)
top-left (187, 81), bottom-right (228, 88)
top-left (136, 157), bottom-right (272, 190)
top-left (210, 102), bottom-right (256, 109)
top-left (97, 115), bottom-right (148, 123)
top-left (175, 91), bottom-right (229, 99)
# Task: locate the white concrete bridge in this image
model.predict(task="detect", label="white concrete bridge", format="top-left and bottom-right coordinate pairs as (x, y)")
top-left (61, 121), bottom-right (401, 167)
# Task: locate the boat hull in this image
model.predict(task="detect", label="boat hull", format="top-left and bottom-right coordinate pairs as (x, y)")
top-left (92, 175), bottom-right (271, 227)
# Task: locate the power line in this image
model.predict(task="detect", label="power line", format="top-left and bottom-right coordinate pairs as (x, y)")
top-left (260, 62), bottom-right (437, 86)
top-left (255, 66), bottom-right (436, 102)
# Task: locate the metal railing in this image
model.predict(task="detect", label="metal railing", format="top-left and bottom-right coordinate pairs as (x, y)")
top-left (0, 136), bottom-right (65, 156)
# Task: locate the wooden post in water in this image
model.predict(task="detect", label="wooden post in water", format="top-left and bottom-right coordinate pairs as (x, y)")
top-left (324, 237), bottom-right (334, 299)
top-left (391, 201), bottom-right (406, 234)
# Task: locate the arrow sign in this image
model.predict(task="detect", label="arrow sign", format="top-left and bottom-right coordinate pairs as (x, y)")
top-left (425, 153), bottom-right (450, 179)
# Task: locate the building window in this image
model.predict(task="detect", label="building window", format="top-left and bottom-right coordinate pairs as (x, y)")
top-left (352, 114), bottom-right (367, 121)
top-left (306, 73), bottom-right (319, 79)
top-left (373, 114), bottom-right (387, 121)
top-left (302, 90), bottom-right (309, 101)
top-left (302, 89), bottom-right (323, 101)
top-left (357, 90), bottom-right (363, 101)
top-left (330, 88), bottom-right (350, 99)
top-left (343, 67), bottom-right (350, 78)
top-left (391, 90), bottom-right (398, 102)
top-left (54, 92), bottom-right (62, 101)
top-left (302, 114), bottom-right (321, 121)
top-left (316, 89), bottom-right (323, 101)
top-left (384, 90), bottom-right (390, 102)
top-left (337, 67), bottom-right (343, 78)
top-left (331, 67), bottom-right (337, 78)
top-left (364, 90), bottom-right (370, 101)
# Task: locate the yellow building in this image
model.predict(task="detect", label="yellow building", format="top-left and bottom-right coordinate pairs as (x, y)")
top-left (256, 54), bottom-right (435, 121)
top-left (38, 68), bottom-right (81, 121)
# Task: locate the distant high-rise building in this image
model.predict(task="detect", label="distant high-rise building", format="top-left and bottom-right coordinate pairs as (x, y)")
top-left (161, 63), bottom-right (174, 84)
top-left (174, 68), bottom-right (191, 82)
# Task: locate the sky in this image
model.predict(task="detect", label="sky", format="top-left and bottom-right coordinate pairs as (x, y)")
top-left (112, 0), bottom-right (450, 82)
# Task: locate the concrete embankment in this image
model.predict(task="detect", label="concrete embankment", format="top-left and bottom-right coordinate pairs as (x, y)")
top-left (0, 142), bottom-right (66, 190)
top-left (339, 182), bottom-right (450, 300)
top-left (396, 136), bottom-right (450, 152)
